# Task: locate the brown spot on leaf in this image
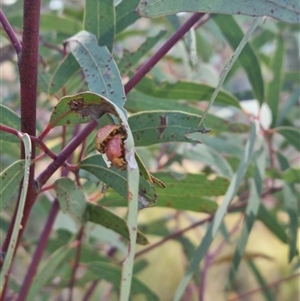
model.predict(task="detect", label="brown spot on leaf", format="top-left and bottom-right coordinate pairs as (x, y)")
top-left (158, 115), bottom-right (167, 139)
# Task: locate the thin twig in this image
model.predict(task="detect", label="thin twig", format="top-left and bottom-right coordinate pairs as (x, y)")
top-left (0, 9), bottom-right (22, 55)
top-left (227, 272), bottom-right (300, 301)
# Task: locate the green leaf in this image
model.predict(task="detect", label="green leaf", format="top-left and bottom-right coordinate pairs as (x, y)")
top-left (135, 77), bottom-right (241, 108)
top-left (0, 134), bottom-right (31, 293)
top-left (67, 30), bottom-right (126, 113)
top-left (283, 184), bottom-right (298, 261)
top-left (277, 87), bottom-right (300, 126)
top-left (40, 13), bottom-right (82, 34)
top-left (154, 172), bottom-right (225, 213)
top-left (257, 204), bottom-right (288, 244)
top-left (115, 0), bottom-right (140, 34)
top-left (227, 142), bottom-right (266, 287)
top-left (275, 126), bottom-right (300, 151)
top-left (125, 90), bottom-right (249, 135)
top-left (137, 0), bottom-right (300, 24)
top-left (49, 91), bottom-right (120, 128)
top-left (267, 35), bottom-right (285, 127)
top-left (129, 110), bottom-right (208, 147)
top-left (282, 168), bottom-right (300, 184)
top-left (0, 160), bottom-right (25, 212)
top-left (54, 178), bottom-right (87, 224)
top-left (0, 104), bottom-right (20, 143)
top-left (86, 202), bottom-right (149, 245)
top-left (26, 244), bottom-right (74, 300)
top-left (7, 13), bottom-right (82, 35)
top-left (87, 262), bottom-right (160, 301)
top-left (118, 30), bottom-right (167, 76)
top-left (173, 122), bottom-right (257, 301)
top-left (48, 54), bottom-right (80, 96)
top-left (247, 260), bottom-right (275, 301)
top-left (84, 0), bottom-right (115, 51)
top-left (180, 144), bottom-right (233, 179)
top-left (212, 15), bottom-right (264, 104)
top-left (79, 154), bottom-right (157, 209)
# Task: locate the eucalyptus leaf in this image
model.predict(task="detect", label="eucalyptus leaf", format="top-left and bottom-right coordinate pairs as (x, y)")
top-left (129, 110), bottom-right (208, 146)
top-left (137, 0), bottom-right (300, 24)
top-left (0, 104), bottom-right (20, 143)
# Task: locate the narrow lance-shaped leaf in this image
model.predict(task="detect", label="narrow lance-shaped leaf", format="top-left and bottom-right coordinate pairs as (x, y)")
top-left (275, 126), bottom-right (300, 151)
top-left (0, 160), bottom-right (25, 213)
top-left (0, 134), bottom-right (31, 293)
top-left (87, 202), bottom-right (149, 245)
top-left (0, 104), bottom-right (20, 143)
top-left (257, 203), bottom-right (288, 244)
top-left (115, 0), bottom-right (140, 34)
top-left (137, 0), bottom-right (300, 24)
top-left (267, 34), bottom-right (285, 127)
top-left (26, 244), bottom-right (74, 300)
top-left (118, 30), bottom-right (167, 76)
top-left (134, 77), bottom-right (241, 108)
top-left (48, 54), bottom-right (81, 96)
top-left (129, 110), bottom-right (209, 146)
top-left (226, 141), bottom-right (266, 287)
top-left (87, 262), bottom-right (160, 301)
top-left (283, 183), bottom-right (298, 262)
top-left (173, 122), bottom-right (257, 301)
top-left (84, 0), bottom-right (115, 51)
top-left (212, 15), bottom-right (264, 104)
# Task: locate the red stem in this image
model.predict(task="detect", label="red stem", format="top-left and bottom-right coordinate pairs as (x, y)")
top-left (15, 200), bottom-right (60, 301)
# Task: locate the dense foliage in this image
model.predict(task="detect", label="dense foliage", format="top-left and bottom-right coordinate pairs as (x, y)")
top-left (0, 0), bottom-right (299, 300)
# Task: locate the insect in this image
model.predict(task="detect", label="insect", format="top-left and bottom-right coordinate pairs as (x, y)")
top-left (95, 124), bottom-right (127, 170)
